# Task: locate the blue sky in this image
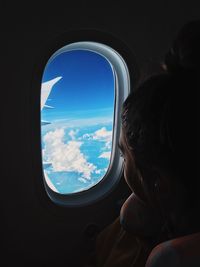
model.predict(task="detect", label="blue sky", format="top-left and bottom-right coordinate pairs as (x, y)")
top-left (41, 49), bottom-right (115, 193)
top-left (42, 50), bottom-right (115, 122)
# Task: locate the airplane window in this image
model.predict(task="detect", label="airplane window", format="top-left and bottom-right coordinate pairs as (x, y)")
top-left (40, 41), bottom-right (130, 206)
top-left (41, 50), bottom-right (114, 194)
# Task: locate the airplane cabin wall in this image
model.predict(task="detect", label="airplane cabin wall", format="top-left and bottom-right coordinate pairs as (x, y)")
top-left (1, 1), bottom-right (199, 266)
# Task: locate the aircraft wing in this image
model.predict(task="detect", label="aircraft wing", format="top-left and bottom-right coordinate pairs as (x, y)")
top-left (41, 121), bottom-right (51, 126)
top-left (41, 77), bottom-right (62, 193)
top-left (41, 76), bottom-right (62, 110)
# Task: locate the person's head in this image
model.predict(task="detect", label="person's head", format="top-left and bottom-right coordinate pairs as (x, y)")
top-left (120, 20), bottom-right (199, 236)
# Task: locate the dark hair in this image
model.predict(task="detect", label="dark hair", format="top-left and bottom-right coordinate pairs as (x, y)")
top-left (122, 20), bottom-right (199, 233)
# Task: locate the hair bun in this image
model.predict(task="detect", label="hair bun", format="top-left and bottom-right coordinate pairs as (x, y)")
top-left (164, 20), bottom-right (200, 73)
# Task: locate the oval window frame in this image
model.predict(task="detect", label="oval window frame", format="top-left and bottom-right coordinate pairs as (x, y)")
top-left (42, 42), bottom-right (130, 206)
top-left (31, 30), bottom-right (139, 208)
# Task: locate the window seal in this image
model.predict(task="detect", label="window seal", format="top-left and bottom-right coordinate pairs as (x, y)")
top-left (42, 42), bottom-right (129, 207)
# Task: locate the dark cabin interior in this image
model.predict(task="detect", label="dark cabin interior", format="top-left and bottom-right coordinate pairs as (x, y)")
top-left (1, 1), bottom-right (199, 266)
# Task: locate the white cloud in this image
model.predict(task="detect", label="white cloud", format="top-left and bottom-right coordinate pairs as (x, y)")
top-left (78, 177), bottom-right (87, 183)
top-left (68, 129), bottom-right (78, 140)
top-left (82, 127), bottom-right (112, 150)
top-left (99, 151), bottom-right (111, 160)
top-left (82, 133), bottom-right (92, 140)
top-left (93, 127), bottom-right (112, 140)
top-left (43, 128), bottom-right (96, 179)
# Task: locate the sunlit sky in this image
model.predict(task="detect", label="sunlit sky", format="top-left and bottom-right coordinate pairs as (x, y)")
top-left (42, 50), bottom-right (115, 122)
top-left (41, 49), bottom-right (115, 193)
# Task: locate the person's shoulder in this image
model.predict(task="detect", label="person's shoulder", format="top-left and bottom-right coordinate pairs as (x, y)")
top-left (96, 217), bottom-right (122, 248)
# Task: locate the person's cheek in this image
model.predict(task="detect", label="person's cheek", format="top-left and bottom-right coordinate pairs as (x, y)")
top-left (124, 161), bottom-right (146, 202)
top-left (124, 160), bottom-right (134, 191)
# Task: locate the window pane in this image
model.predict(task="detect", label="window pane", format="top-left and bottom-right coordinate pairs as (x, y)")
top-left (41, 50), bottom-right (115, 194)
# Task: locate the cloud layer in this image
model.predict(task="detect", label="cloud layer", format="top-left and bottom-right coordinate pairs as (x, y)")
top-left (43, 128), bottom-right (96, 179)
top-left (99, 151), bottom-right (111, 159)
top-left (82, 127), bottom-right (112, 150)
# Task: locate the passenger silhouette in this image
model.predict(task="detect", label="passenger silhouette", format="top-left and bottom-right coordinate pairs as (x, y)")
top-left (85, 20), bottom-right (199, 267)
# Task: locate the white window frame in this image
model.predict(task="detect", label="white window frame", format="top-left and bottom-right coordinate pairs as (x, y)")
top-left (42, 41), bottom-right (130, 207)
